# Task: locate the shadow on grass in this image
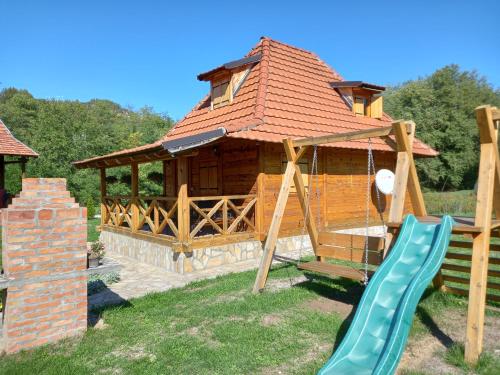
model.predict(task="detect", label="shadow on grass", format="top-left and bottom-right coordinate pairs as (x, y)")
top-left (87, 284), bottom-right (133, 327)
top-left (294, 273), bottom-right (364, 353)
top-left (294, 275), bottom-right (455, 355)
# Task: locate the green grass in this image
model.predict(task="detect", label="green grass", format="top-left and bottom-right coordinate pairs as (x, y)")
top-left (444, 343), bottom-right (500, 375)
top-left (87, 217), bottom-right (100, 242)
top-left (424, 190), bottom-right (476, 216)
top-left (0, 263), bottom-right (499, 375)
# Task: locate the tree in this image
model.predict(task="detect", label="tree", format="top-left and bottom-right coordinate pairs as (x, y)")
top-left (0, 88), bottom-right (174, 203)
top-left (384, 65), bottom-right (500, 191)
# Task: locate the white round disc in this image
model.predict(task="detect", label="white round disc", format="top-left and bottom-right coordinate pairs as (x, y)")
top-left (375, 169), bottom-right (395, 195)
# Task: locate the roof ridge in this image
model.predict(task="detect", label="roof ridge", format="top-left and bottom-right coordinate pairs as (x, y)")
top-left (260, 36), bottom-right (317, 57)
top-left (252, 38), bottom-right (270, 123)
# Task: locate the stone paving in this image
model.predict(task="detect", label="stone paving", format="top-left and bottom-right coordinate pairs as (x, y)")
top-left (89, 246), bottom-right (312, 309)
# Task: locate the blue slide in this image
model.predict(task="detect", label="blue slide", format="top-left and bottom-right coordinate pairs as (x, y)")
top-left (318, 214), bottom-right (454, 375)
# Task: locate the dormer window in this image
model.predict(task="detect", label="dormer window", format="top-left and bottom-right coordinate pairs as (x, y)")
top-left (331, 81), bottom-right (385, 119)
top-left (354, 96), bottom-right (368, 116)
top-left (197, 53), bottom-right (262, 110)
top-left (211, 76), bottom-right (231, 109)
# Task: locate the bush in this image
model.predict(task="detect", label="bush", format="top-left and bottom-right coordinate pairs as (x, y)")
top-left (86, 196), bottom-right (96, 219)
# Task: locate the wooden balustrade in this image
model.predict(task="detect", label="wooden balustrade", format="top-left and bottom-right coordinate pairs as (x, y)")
top-left (136, 197), bottom-right (179, 238)
top-left (188, 195), bottom-right (257, 240)
top-left (101, 194), bottom-right (257, 244)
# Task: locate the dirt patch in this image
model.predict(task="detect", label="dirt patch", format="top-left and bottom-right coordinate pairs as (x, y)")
top-left (398, 307), bottom-right (500, 374)
top-left (261, 314), bottom-right (283, 327)
top-left (399, 334), bottom-right (457, 375)
top-left (213, 289), bottom-right (247, 304)
top-left (110, 344), bottom-right (157, 362)
top-left (303, 297), bottom-right (353, 319)
top-left (260, 341), bottom-right (331, 375)
top-left (266, 275), bottom-right (309, 293)
top-left (183, 324), bottom-right (221, 348)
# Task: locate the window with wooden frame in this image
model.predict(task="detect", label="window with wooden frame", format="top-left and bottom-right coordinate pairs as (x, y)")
top-left (211, 77), bottom-right (231, 109)
top-left (353, 96), bottom-right (369, 116)
top-left (199, 160), bottom-right (218, 191)
top-left (281, 156), bottom-right (309, 193)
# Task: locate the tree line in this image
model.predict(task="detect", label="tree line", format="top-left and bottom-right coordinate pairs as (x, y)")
top-left (1, 64), bottom-right (499, 210)
top-left (0, 88), bottom-right (174, 210)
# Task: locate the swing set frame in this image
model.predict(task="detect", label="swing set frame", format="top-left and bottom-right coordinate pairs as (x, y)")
top-left (252, 105), bottom-right (500, 364)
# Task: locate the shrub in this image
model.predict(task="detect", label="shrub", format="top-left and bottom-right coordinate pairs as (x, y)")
top-left (86, 196), bottom-right (96, 219)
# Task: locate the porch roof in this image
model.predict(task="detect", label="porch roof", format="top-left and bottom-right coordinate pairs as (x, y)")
top-left (74, 37), bottom-right (437, 169)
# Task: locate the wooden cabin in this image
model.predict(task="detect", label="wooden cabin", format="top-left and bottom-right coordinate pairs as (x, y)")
top-left (74, 37), bottom-right (436, 273)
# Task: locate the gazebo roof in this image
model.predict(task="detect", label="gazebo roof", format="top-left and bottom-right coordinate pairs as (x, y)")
top-left (0, 119), bottom-right (38, 158)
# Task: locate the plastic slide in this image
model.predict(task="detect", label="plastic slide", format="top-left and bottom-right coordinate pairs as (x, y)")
top-left (318, 214), bottom-right (454, 375)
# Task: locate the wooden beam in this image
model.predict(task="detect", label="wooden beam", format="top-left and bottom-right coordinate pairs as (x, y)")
top-left (292, 126), bottom-right (394, 147)
top-left (131, 163), bottom-right (140, 232)
top-left (464, 105), bottom-right (497, 364)
top-left (255, 143), bottom-right (265, 240)
top-left (253, 161), bottom-right (295, 293)
top-left (0, 155), bottom-right (4, 190)
top-left (100, 168), bottom-right (107, 226)
top-left (176, 157), bottom-right (189, 245)
top-left (284, 139), bottom-right (319, 255)
top-left (383, 121), bottom-right (412, 258)
top-left (492, 107), bottom-right (500, 121)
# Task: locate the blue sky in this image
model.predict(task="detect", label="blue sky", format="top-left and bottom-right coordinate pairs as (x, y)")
top-left (1, 0), bottom-right (499, 120)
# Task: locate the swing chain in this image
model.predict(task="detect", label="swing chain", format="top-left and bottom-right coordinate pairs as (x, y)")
top-left (363, 139), bottom-right (374, 285)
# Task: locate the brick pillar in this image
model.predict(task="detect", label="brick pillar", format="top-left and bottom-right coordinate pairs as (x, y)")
top-left (1, 178), bottom-right (87, 353)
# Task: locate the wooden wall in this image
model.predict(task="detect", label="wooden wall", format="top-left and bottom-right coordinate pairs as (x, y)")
top-left (186, 140), bottom-right (414, 236)
top-left (189, 140), bottom-right (258, 197)
top-left (261, 143), bottom-right (413, 235)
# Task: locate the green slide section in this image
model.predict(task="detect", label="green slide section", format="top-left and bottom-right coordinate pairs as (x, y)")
top-left (318, 214), bottom-right (454, 375)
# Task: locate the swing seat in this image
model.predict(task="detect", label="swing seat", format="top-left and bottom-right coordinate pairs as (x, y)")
top-left (297, 231), bottom-right (383, 281)
top-left (298, 261), bottom-right (372, 281)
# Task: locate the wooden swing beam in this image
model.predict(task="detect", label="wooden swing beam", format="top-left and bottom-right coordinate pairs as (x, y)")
top-left (253, 120), bottom-right (429, 293)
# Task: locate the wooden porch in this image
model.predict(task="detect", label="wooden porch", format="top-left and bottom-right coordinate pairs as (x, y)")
top-left (97, 152), bottom-right (261, 252)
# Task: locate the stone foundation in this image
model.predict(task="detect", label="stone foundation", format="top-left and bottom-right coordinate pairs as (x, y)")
top-left (100, 229), bottom-right (313, 274)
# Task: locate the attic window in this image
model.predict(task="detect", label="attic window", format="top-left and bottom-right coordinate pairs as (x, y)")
top-left (354, 96), bottom-right (368, 116)
top-left (211, 78), bottom-right (231, 109)
top-left (331, 81), bottom-right (385, 119)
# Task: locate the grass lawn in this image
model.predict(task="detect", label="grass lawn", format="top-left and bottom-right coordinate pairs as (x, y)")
top-left (423, 190), bottom-right (476, 217)
top-left (1, 263), bottom-right (499, 375)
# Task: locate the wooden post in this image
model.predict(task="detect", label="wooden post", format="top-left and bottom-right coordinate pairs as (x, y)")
top-left (131, 163), bottom-right (140, 232)
top-left (177, 157), bottom-right (189, 245)
top-left (465, 106), bottom-right (498, 364)
top-left (162, 160), bottom-right (168, 197)
top-left (253, 160), bottom-right (296, 293)
top-left (283, 139), bottom-right (319, 253)
top-left (384, 121), bottom-right (413, 258)
top-left (384, 121), bottom-right (442, 287)
top-left (256, 143), bottom-right (265, 240)
top-left (99, 168), bottom-right (107, 226)
top-left (20, 157), bottom-right (27, 179)
top-left (0, 155), bottom-right (5, 190)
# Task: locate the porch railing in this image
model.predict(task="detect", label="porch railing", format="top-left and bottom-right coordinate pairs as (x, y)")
top-left (101, 194), bottom-right (257, 244)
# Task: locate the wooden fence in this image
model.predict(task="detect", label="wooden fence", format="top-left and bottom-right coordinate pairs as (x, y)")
top-left (442, 239), bottom-right (500, 303)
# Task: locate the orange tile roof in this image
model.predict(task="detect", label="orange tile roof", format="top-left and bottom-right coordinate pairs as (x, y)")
top-left (75, 37), bottom-right (437, 167)
top-left (0, 119), bottom-right (38, 157)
